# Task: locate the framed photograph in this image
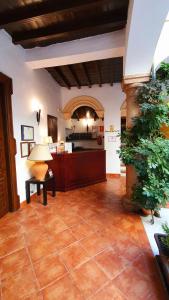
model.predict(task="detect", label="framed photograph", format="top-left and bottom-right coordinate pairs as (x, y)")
top-left (99, 126), bottom-right (104, 132)
top-left (29, 142), bottom-right (36, 154)
top-left (21, 125), bottom-right (34, 141)
top-left (20, 142), bottom-right (29, 158)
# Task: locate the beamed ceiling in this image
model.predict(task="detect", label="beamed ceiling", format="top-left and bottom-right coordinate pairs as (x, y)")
top-left (46, 57), bottom-right (123, 89)
top-left (0, 0), bottom-right (129, 48)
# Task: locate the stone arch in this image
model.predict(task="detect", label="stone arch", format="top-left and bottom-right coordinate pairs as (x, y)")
top-left (62, 95), bottom-right (104, 120)
top-left (120, 100), bottom-right (126, 117)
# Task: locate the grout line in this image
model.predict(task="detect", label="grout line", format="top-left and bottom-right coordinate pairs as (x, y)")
top-left (87, 279), bottom-right (111, 300)
top-left (0, 244), bottom-right (25, 260)
top-left (23, 234), bottom-right (41, 293)
top-left (39, 273), bottom-right (68, 292)
top-left (58, 253), bottom-right (86, 300)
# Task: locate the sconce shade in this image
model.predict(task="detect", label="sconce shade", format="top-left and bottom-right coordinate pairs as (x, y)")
top-left (28, 144), bottom-right (53, 161)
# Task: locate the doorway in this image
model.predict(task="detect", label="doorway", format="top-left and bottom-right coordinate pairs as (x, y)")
top-left (0, 73), bottom-right (20, 217)
top-left (47, 114), bottom-right (58, 142)
top-left (0, 84), bottom-right (9, 217)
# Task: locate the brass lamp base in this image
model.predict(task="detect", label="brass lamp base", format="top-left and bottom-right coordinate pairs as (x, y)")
top-left (31, 161), bottom-right (48, 181)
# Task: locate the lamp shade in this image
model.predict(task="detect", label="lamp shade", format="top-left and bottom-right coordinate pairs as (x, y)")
top-left (43, 136), bottom-right (53, 144)
top-left (28, 144), bottom-right (53, 161)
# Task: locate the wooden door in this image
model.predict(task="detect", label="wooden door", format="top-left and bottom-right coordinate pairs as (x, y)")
top-left (0, 85), bottom-right (9, 217)
top-left (47, 115), bottom-right (58, 142)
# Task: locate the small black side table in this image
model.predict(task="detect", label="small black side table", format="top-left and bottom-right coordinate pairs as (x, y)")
top-left (26, 176), bottom-right (56, 206)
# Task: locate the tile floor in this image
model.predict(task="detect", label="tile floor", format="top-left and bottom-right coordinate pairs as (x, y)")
top-left (0, 177), bottom-right (167, 300)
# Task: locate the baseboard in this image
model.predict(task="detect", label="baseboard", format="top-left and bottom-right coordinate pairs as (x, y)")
top-left (20, 192), bottom-right (38, 208)
top-left (106, 174), bottom-right (121, 178)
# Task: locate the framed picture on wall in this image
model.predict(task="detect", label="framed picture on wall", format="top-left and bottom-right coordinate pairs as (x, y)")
top-left (29, 142), bottom-right (36, 154)
top-left (99, 126), bottom-right (104, 132)
top-left (21, 125), bottom-right (34, 141)
top-left (20, 142), bottom-right (29, 158)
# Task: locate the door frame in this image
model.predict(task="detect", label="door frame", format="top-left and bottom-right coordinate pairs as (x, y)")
top-left (47, 114), bottom-right (58, 142)
top-left (0, 72), bottom-right (20, 212)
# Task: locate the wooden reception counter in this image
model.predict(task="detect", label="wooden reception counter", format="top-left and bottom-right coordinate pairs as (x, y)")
top-left (47, 150), bottom-right (106, 192)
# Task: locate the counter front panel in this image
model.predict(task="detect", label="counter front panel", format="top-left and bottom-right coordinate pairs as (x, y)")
top-left (47, 150), bottom-right (106, 191)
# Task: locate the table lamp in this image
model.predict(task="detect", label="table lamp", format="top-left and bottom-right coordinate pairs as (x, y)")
top-left (43, 136), bottom-right (53, 144)
top-left (28, 144), bottom-right (53, 180)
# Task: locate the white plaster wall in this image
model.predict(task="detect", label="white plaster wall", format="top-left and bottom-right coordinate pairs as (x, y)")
top-left (0, 30), bottom-right (65, 202)
top-left (154, 17), bottom-right (169, 69)
top-left (25, 30), bottom-right (125, 69)
top-left (61, 84), bottom-right (125, 173)
top-left (124, 0), bottom-right (169, 76)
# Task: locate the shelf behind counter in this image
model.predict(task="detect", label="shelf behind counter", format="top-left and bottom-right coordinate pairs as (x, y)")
top-left (47, 149), bottom-right (106, 192)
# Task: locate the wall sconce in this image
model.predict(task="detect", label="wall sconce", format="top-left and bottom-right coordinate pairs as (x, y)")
top-left (82, 111), bottom-right (94, 132)
top-left (31, 99), bottom-right (42, 126)
top-left (36, 109), bottom-right (41, 125)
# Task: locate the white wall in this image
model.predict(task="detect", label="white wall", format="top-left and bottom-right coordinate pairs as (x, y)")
top-left (0, 30), bottom-right (65, 202)
top-left (61, 84), bottom-right (125, 173)
top-left (25, 30), bottom-right (125, 69)
top-left (124, 0), bottom-right (169, 76)
top-left (154, 14), bottom-right (169, 69)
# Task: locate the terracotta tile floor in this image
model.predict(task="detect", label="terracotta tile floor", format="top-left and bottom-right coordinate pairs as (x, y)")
top-left (0, 177), bottom-right (167, 299)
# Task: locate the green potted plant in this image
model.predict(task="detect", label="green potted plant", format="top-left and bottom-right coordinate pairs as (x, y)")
top-left (120, 63), bottom-right (169, 224)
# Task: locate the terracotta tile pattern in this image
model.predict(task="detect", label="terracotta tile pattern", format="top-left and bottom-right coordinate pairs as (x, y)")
top-left (90, 281), bottom-right (127, 300)
top-left (59, 241), bottom-right (90, 270)
top-left (33, 253), bottom-right (67, 288)
top-left (94, 248), bottom-right (129, 279)
top-left (0, 177), bottom-right (167, 299)
top-left (71, 259), bottom-right (108, 298)
top-left (1, 266), bottom-right (38, 300)
top-left (43, 274), bottom-right (84, 300)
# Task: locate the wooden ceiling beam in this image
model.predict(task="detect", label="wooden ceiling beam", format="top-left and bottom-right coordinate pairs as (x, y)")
top-left (109, 59), bottom-right (114, 86)
top-left (12, 11), bottom-right (126, 45)
top-left (68, 65), bottom-right (81, 89)
top-left (0, 0), bottom-right (111, 27)
top-left (46, 68), bottom-right (63, 87)
top-left (81, 63), bottom-right (92, 88)
top-left (55, 67), bottom-right (71, 89)
top-left (96, 61), bottom-right (102, 87)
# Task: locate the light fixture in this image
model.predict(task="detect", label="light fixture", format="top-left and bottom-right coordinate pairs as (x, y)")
top-left (83, 110), bottom-right (94, 132)
top-left (36, 109), bottom-right (41, 125)
top-left (86, 111), bottom-right (90, 119)
top-left (28, 144), bottom-right (53, 181)
top-left (31, 99), bottom-right (42, 125)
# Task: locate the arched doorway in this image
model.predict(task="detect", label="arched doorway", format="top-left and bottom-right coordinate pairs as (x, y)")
top-left (62, 95), bottom-right (104, 120)
top-left (62, 96), bottom-right (104, 151)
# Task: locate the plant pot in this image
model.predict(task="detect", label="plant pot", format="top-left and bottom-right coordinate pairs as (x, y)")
top-left (161, 124), bottom-right (169, 139)
top-left (156, 255), bottom-right (169, 295)
top-left (142, 208), bottom-right (152, 216)
top-left (154, 233), bottom-right (169, 257)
